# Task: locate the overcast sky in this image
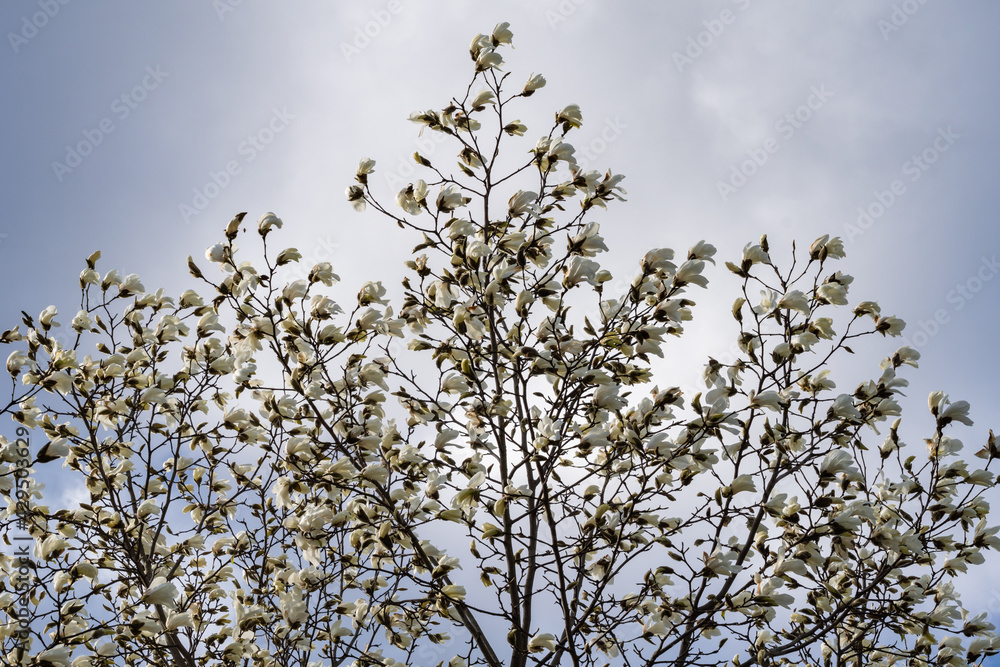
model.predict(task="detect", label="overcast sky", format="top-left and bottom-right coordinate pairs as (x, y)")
top-left (3, 0), bottom-right (1000, 650)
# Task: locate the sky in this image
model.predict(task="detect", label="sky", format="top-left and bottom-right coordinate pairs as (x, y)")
top-left (2, 0), bottom-right (1000, 658)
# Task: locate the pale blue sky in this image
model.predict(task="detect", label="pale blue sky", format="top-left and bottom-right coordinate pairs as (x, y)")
top-left (2, 0), bottom-right (1000, 650)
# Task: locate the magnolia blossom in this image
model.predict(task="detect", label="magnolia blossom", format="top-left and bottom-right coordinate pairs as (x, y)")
top-left (809, 234), bottom-right (846, 260)
top-left (142, 577), bottom-right (179, 608)
top-left (704, 548), bottom-right (738, 576)
top-left (508, 190), bottom-right (538, 218)
top-left (778, 290), bottom-right (811, 315)
top-left (437, 185), bottom-right (471, 213)
top-left (725, 474), bottom-right (757, 495)
top-left (469, 89), bottom-right (495, 110)
top-left (258, 211), bottom-right (283, 234)
top-left (557, 104), bottom-right (583, 129)
top-left (528, 633), bottom-right (557, 653)
top-left (742, 243), bottom-right (770, 266)
top-left (563, 256), bottom-right (601, 287)
top-left (36, 646), bottom-right (72, 667)
top-left (491, 21), bottom-right (513, 46)
top-left (929, 391), bottom-right (974, 426)
top-left (356, 157), bottom-right (376, 177)
top-left (2, 21), bottom-right (997, 667)
top-left (523, 72), bottom-right (546, 95)
top-left (39, 305), bottom-right (59, 327)
top-left (397, 179), bottom-right (428, 215)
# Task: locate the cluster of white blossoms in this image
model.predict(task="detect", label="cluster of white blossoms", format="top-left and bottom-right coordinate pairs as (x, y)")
top-left (1, 21), bottom-right (999, 667)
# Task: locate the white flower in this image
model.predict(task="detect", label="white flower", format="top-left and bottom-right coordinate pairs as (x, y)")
top-left (815, 282), bottom-right (848, 305)
top-left (39, 305), bottom-right (59, 327)
top-left (346, 184), bottom-right (366, 211)
top-left (811, 317), bottom-right (836, 339)
top-left (142, 577), bottom-right (179, 608)
top-left (70, 310), bottom-right (93, 332)
top-left (688, 240), bottom-right (717, 264)
top-left (141, 387), bottom-right (167, 405)
top-left (563, 256), bottom-right (601, 287)
top-left (119, 274), bottom-right (145, 295)
top-left (437, 185), bottom-right (471, 213)
top-left (491, 21), bottom-right (513, 46)
top-left (95, 643), bottom-right (117, 657)
top-left (831, 393), bottom-right (861, 421)
top-left (206, 243), bottom-right (227, 263)
top-left (894, 346), bottom-right (920, 367)
top-left (528, 633), bottom-right (557, 653)
top-left (476, 47), bottom-right (503, 71)
top-left (102, 269), bottom-right (122, 288)
top-left (503, 120), bottom-right (527, 136)
top-left (778, 290), bottom-right (810, 316)
top-left (748, 390), bottom-right (782, 412)
top-left (674, 260), bottom-right (708, 288)
top-left (469, 89), bottom-right (495, 110)
top-left (541, 138), bottom-right (576, 169)
top-left (508, 190), bottom-right (539, 218)
top-left (6, 350), bottom-right (32, 376)
top-left (275, 247), bottom-right (301, 266)
top-left (929, 392), bottom-right (973, 426)
top-left (38, 534), bottom-right (69, 560)
top-left (53, 571), bottom-right (73, 593)
top-left (773, 555), bottom-right (807, 577)
top-left (397, 180), bottom-right (428, 215)
top-left (36, 646), bottom-right (72, 667)
top-left (37, 437), bottom-right (70, 462)
top-left (704, 548), bottom-right (738, 576)
top-left (742, 243), bottom-right (771, 266)
top-left (568, 222), bottom-right (608, 257)
top-left (875, 315), bottom-right (905, 336)
top-left (279, 588), bottom-right (309, 627)
top-left (441, 584), bottom-right (466, 601)
top-left (642, 248), bottom-right (676, 274)
top-left (557, 104), bottom-right (583, 130)
top-left (593, 384), bottom-right (626, 410)
top-left (726, 474), bottom-right (757, 495)
top-left (809, 234), bottom-right (846, 260)
top-left (820, 449), bottom-right (859, 478)
top-left (523, 73), bottom-right (546, 96)
top-left (258, 212), bottom-right (283, 234)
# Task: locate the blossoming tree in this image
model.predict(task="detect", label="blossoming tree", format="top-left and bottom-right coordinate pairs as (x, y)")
top-left (3, 22), bottom-right (1000, 667)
